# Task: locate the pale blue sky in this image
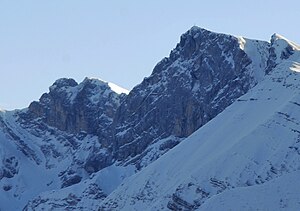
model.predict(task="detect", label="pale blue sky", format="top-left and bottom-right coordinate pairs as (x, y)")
top-left (1, 0), bottom-right (299, 110)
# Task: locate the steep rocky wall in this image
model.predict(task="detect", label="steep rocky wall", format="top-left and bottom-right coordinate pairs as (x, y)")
top-left (27, 78), bottom-right (123, 136)
top-left (111, 27), bottom-right (269, 162)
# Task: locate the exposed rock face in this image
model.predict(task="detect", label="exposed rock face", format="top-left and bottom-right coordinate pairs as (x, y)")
top-left (27, 77), bottom-right (124, 136)
top-left (112, 27), bottom-right (269, 162)
top-left (0, 156), bottom-right (19, 179)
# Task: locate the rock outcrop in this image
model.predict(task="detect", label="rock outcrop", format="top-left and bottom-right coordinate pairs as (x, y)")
top-left (27, 77), bottom-right (125, 136)
top-left (111, 27), bottom-right (269, 163)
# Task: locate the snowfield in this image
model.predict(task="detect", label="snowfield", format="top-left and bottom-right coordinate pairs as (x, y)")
top-left (201, 171), bottom-right (300, 210)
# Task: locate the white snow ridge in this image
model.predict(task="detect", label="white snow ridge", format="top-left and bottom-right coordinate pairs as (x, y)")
top-left (1, 27), bottom-right (300, 210)
top-left (108, 82), bottom-right (129, 95)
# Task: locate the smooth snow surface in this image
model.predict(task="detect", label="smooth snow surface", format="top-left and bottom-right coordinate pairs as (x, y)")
top-left (95, 164), bottom-right (136, 195)
top-left (108, 82), bottom-right (129, 95)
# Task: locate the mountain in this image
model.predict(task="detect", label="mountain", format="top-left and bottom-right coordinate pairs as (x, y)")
top-left (1, 26), bottom-right (300, 210)
top-left (111, 26), bottom-right (269, 167)
top-left (0, 78), bottom-right (128, 210)
top-left (27, 77), bottom-right (127, 135)
top-left (100, 32), bottom-right (300, 210)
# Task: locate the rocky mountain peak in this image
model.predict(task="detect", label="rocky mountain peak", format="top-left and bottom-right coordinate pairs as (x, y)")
top-left (49, 78), bottom-right (78, 91)
top-left (270, 33), bottom-right (300, 50)
top-left (81, 77), bottom-right (129, 96)
top-left (169, 26), bottom-right (239, 62)
top-left (46, 77), bottom-right (120, 105)
top-left (81, 77), bottom-right (110, 91)
top-left (26, 77), bottom-right (124, 135)
top-left (111, 27), bottom-right (272, 164)
top-left (266, 33), bottom-right (300, 74)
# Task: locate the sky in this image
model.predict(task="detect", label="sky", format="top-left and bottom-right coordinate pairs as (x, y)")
top-left (0, 0), bottom-right (300, 110)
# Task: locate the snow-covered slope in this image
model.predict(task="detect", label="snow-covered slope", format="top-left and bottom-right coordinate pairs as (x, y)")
top-left (201, 171), bottom-right (300, 210)
top-left (0, 109), bottom-right (106, 210)
top-left (100, 37), bottom-right (300, 210)
top-left (238, 37), bottom-right (269, 82)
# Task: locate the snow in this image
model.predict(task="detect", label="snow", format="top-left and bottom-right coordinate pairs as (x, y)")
top-left (271, 33), bottom-right (300, 66)
top-left (0, 119), bottom-right (62, 210)
top-left (20, 164), bottom-right (136, 210)
top-left (126, 135), bottom-right (184, 169)
top-left (201, 171), bottom-right (300, 211)
top-left (84, 77), bottom-right (130, 94)
top-left (101, 48), bottom-right (300, 210)
top-left (291, 62), bottom-right (300, 72)
top-left (0, 110), bottom-right (104, 210)
top-left (271, 33), bottom-right (300, 51)
top-left (108, 82), bottom-right (129, 95)
top-left (94, 164), bottom-right (136, 194)
top-left (238, 37), bottom-right (269, 82)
